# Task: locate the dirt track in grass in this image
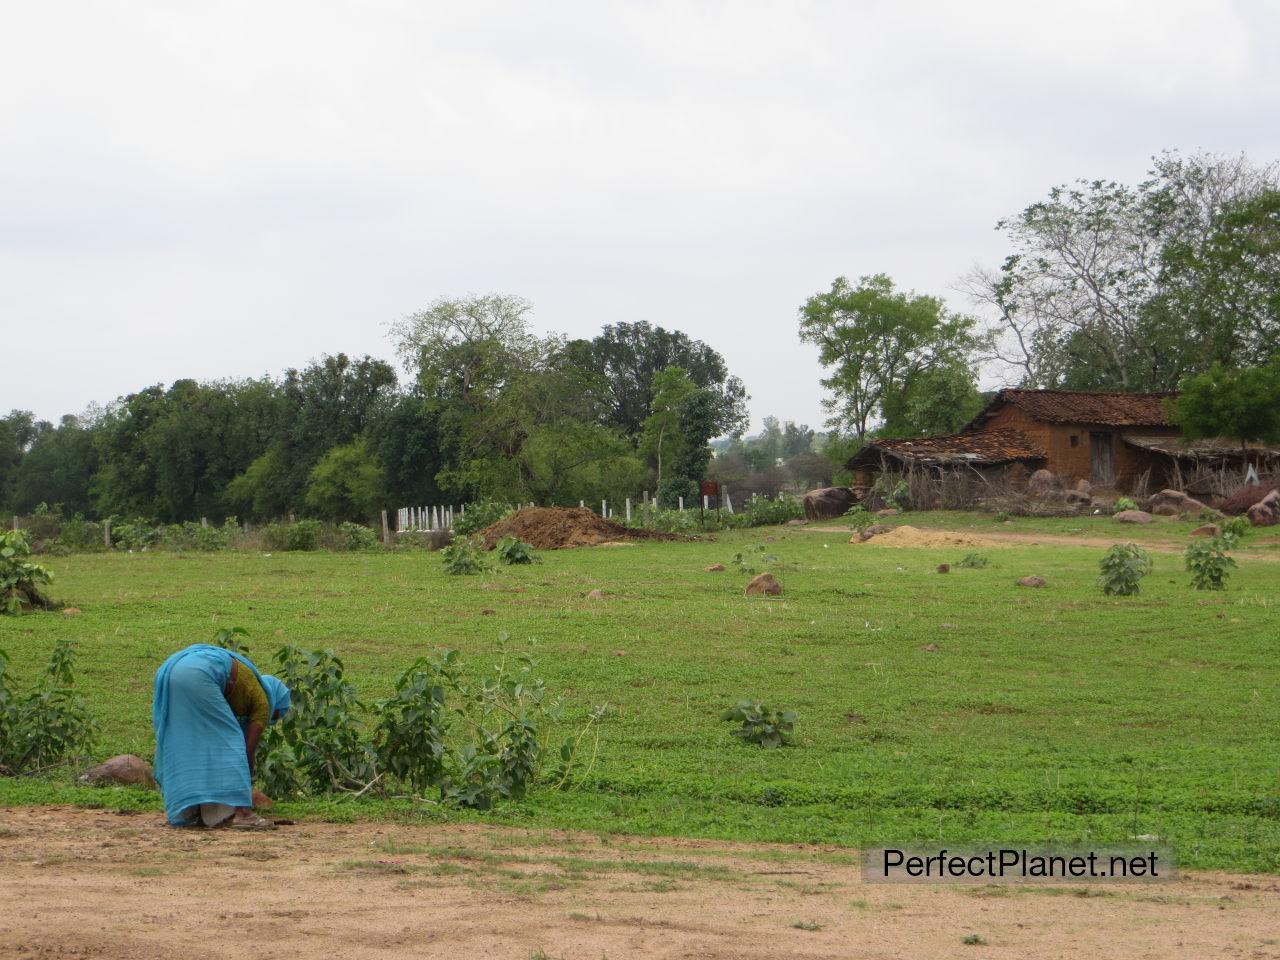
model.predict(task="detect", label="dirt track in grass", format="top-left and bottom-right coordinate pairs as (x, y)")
top-left (3, 807), bottom-right (1279, 959)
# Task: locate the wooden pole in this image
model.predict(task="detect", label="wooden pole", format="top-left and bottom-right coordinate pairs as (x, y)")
top-left (381, 509), bottom-right (392, 546)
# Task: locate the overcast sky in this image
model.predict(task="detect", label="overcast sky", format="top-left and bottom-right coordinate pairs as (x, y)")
top-left (3, 1), bottom-right (1278, 433)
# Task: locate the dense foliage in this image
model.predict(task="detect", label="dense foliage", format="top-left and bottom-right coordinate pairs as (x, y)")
top-left (0, 640), bottom-right (97, 774)
top-left (1097, 543), bottom-right (1153, 596)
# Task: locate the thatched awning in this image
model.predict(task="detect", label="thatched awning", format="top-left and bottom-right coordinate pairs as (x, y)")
top-left (1124, 435), bottom-right (1280, 461)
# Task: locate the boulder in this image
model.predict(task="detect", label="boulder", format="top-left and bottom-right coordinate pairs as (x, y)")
top-left (802, 486), bottom-right (858, 521)
top-left (745, 573), bottom-right (782, 596)
top-left (1248, 496), bottom-right (1279, 527)
top-left (936, 563), bottom-right (950, 574)
top-left (855, 524), bottom-right (895, 542)
top-left (1075, 479), bottom-right (1093, 495)
top-left (704, 563), bottom-right (726, 572)
top-left (1221, 482), bottom-right (1279, 515)
top-left (586, 589), bottom-right (605, 600)
top-left (1064, 490), bottom-right (1092, 507)
top-left (785, 519), bottom-right (808, 527)
top-left (1190, 523), bottom-right (1220, 538)
top-left (876, 508), bottom-right (900, 518)
top-left (1147, 489), bottom-right (1207, 517)
top-left (1026, 469), bottom-right (1061, 496)
top-left (1114, 510), bottom-right (1153, 524)
top-left (78, 755), bottom-right (155, 789)
top-left (1017, 576), bottom-right (1047, 588)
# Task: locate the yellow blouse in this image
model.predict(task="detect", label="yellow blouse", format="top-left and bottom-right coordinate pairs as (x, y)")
top-left (225, 662), bottom-right (270, 729)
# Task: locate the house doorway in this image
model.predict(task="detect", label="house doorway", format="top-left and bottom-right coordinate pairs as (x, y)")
top-left (1090, 431), bottom-right (1115, 486)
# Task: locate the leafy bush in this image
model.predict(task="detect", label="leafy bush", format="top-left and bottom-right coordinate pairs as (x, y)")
top-left (1220, 515), bottom-right (1250, 548)
top-left (441, 536), bottom-right (490, 575)
top-left (496, 536), bottom-right (539, 565)
top-left (260, 637), bottom-right (602, 810)
top-left (0, 640), bottom-right (97, 774)
top-left (1114, 497), bottom-right (1138, 513)
top-left (1097, 542), bottom-right (1153, 596)
top-left (992, 511), bottom-right (1010, 523)
top-left (258, 646), bottom-right (376, 798)
top-left (843, 504), bottom-right (876, 532)
top-left (213, 625), bottom-right (251, 655)
top-left (453, 501), bottom-right (513, 538)
top-left (739, 494), bottom-right (804, 526)
top-left (956, 553), bottom-right (989, 568)
top-left (1, 530), bottom-right (55, 614)
top-left (111, 520), bottom-right (162, 551)
top-left (339, 522), bottom-right (379, 551)
top-left (721, 699), bottom-right (795, 749)
top-left (1185, 538), bottom-right (1236, 591)
top-left (54, 514), bottom-right (105, 553)
top-left (161, 520), bottom-right (236, 552)
top-left (285, 519), bottom-right (322, 551)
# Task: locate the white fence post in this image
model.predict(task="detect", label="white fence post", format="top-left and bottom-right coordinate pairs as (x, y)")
top-left (625, 498), bottom-right (632, 522)
top-left (601, 499), bottom-right (607, 517)
top-left (678, 496), bottom-right (684, 511)
top-left (702, 495), bottom-right (709, 510)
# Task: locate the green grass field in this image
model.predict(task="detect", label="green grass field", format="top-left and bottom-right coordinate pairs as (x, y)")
top-left (4, 514), bottom-right (1279, 871)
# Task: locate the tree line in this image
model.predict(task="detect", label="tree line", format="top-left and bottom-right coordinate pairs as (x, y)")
top-left (0, 305), bottom-right (759, 523)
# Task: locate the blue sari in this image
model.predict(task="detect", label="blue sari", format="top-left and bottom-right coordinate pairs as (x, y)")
top-left (151, 644), bottom-right (288, 826)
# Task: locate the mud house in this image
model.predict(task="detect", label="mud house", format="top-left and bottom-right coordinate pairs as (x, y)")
top-left (847, 389), bottom-right (1278, 495)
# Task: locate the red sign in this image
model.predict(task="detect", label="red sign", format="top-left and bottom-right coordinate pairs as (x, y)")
top-left (700, 480), bottom-right (720, 497)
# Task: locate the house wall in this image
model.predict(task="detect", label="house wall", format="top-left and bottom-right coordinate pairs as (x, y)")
top-left (975, 404), bottom-right (1179, 490)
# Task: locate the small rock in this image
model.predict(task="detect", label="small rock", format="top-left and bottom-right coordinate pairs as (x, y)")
top-left (936, 563), bottom-right (950, 574)
top-left (1114, 510), bottom-right (1153, 524)
top-left (78, 755), bottom-right (156, 789)
top-left (856, 524), bottom-right (894, 542)
top-left (1017, 576), bottom-right (1047, 588)
top-left (786, 519), bottom-right (807, 526)
top-left (764, 536), bottom-right (777, 543)
top-left (939, 623), bottom-right (955, 630)
top-left (62, 607), bottom-right (81, 617)
top-left (1190, 523), bottom-right (1220, 538)
top-left (921, 643), bottom-right (939, 653)
top-left (877, 508), bottom-right (900, 517)
top-left (704, 563), bottom-right (726, 572)
top-left (586, 589), bottom-right (605, 600)
top-left (745, 573), bottom-right (782, 596)
top-left (613, 650), bottom-right (626, 657)
top-left (480, 608), bottom-right (496, 615)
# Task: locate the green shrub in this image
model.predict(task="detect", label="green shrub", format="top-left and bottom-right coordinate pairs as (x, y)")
top-left (259, 637), bottom-right (602, 810)
top-left (1, 530), bottom-right (55, 614)
top-left (453, 502), bottom-right (513, 538)
top-left (1097, 542), bottom-right (1152, 596)
top-left (54, 514), bottom-right (104, 552)
top-left (1219, 515), bottom-right (1249, 548)
top-left (1185, 538), bottom-right (1236, 591)
top-left (111, 519), bottom-right (162, 551)
top-left (496, 536), bottom-right (539, 565)
top-left (956, 553), bottom-right (989, 568)
top-left (721, 699), bottom-right (795, 749)
top-left (740, 494), bottom-right (804, 526)
top-left (213, 625), bottom-right (251, 655)
top-left (843, 504), bottom-right (876, 532)
top-left (441, 536), bottom-right (490, 575)
top-left (1114, 497), bottom-right (1138, 513)
top-left (339, 522), bottom-right (379, 551)
top-left (992, 511), bottom-right (1010, 523)
top-left (0, 639), bottom-right (98, 774)
top-left (161, 520), bottom-right (235, 552)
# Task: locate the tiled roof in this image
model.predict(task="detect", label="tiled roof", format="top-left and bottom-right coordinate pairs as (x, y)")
top-left (969, 389), bottom-right (1177, 428)
top-left (848, 428), bottom-right (1046, 468)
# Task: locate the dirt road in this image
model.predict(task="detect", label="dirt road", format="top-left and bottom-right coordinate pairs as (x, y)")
top-left (3, 806), bottom-right (1278, 959)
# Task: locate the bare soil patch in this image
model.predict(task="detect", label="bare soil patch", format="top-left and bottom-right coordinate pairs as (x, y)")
top-left (3, 806), bottom-right (1278, 959)
top-left (479, 507), bottom-right (680, 550)
top-left (857, 525), bottom-right (1005, 549)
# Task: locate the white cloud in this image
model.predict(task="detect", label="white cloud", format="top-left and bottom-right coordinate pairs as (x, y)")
top-left (2, 0), bottom-right (1277, 430)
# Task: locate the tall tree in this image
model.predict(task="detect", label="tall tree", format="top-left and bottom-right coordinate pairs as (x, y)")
top-left (1174, 361), bottom-right (1280, 461)
top-left (798, 274), bottom-right (981, 439)
top-left (965, 152), bottom-right (1280, 389)
top-left (566, 321), bottom-right (749, 440)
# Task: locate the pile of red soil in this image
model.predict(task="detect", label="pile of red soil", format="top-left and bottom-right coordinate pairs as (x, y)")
top-left (478, 507), bottom-right (681, 550)
top-left (1219, 478), bottom-right (1279, 515)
